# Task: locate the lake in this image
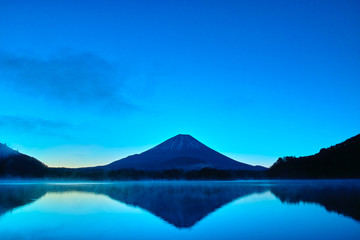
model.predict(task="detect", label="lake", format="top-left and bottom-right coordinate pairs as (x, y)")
top-left (0, 180), bottom-right (359, 239)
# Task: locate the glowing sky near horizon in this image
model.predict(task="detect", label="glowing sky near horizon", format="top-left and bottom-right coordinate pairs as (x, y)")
top-left (0, 0), bottom-right (359, 168)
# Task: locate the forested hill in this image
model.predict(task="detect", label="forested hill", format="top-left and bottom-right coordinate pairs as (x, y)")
top-left (0, 148), bottom-right (48, 178)
top-left (268, 134), bottom-right (360, 178)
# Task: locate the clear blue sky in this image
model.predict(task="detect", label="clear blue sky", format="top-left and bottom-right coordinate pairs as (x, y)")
top-left (0, 0), bottom-right (359, 167)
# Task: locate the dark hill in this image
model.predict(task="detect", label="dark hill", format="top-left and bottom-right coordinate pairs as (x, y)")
top-left (268, 134), bottom-right (360, 178)
top-left (101, 134), bottom-right (266, 171)
top-left (0, 143), bottom-right (48, 177)
top-left (0, 143), bottom-right (19, 158)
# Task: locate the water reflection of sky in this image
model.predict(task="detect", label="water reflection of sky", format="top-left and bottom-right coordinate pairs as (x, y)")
top-left (0, 181), bottom-right (359, 240)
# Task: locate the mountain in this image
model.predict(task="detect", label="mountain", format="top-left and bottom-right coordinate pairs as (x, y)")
top-left (101, 134), bottom-right (266, 171)
top-left (0, 143), bottom-right (19, 158)
top-left (268, 134), bottom-right (360, 178)
top-left (0, 143), bottom-right (48, 177)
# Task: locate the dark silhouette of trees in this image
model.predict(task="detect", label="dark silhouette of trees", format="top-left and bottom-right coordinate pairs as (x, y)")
top-left (0, 154), bottom-right (47, 178)
top-left (268, 134), bottom-right (360, 178)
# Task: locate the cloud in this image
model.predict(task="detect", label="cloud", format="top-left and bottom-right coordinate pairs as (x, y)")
top-left (0, 51), bottom-right (133, 112)
top-left (0, 115), bottom-right (72, 139)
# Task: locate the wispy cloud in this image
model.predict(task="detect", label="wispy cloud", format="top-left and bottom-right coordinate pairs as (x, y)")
top-left (0, 51), bottom-right (134, 113)
top-left (0, 115), bottom-right (72, 139)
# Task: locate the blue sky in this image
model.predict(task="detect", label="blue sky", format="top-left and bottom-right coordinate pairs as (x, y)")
top-left (0, 0), bottom-right (359, 167)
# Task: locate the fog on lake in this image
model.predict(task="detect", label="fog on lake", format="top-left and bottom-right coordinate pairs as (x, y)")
top-left (0, 180), bottom-right (359, 240)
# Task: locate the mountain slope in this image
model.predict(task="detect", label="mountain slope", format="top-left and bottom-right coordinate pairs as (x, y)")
top-left (0, 143), bottom-right (19, 158)
top-left (0, 143), bottom-right (48, 177)
top-left (268, 134), bottom-right (360, 178)
top-left (102, 134), bottom-right (266, 171)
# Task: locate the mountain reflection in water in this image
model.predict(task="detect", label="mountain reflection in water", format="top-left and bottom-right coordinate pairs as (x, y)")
top-left (0, 180), bottom-right (359, 229)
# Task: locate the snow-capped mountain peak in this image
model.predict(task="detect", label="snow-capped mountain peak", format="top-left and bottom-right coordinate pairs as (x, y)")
top-left (104, 134), bottom-right (267, 171)
top-left (149, 134), bottom-right (207, 152)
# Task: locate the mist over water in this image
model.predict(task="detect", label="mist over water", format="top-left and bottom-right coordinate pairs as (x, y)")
top-left (0, 180), bottom-right (359, 240)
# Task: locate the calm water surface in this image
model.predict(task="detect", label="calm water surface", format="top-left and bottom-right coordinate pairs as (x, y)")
top-left (0, 180), bottom-right (359, 240)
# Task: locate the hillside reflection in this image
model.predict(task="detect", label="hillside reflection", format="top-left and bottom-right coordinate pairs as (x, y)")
top-left (270, 181), bottom-right (360, 221)
top-left (0, 181), bottom-right (359, 228)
